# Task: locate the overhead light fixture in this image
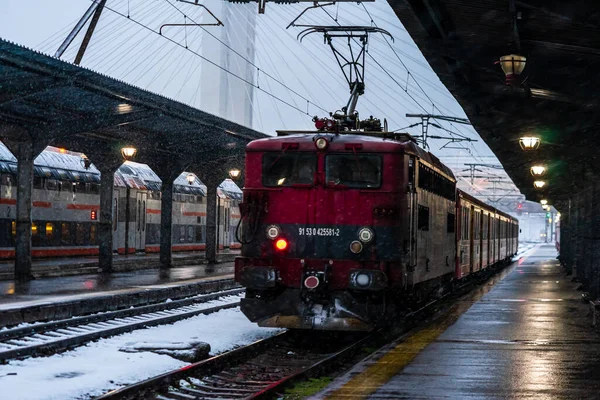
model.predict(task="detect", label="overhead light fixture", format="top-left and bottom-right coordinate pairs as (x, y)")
top-left (533, 180), bottom-right (546, 189)
top-left (542, 204), bottom-right (549, 211)
top-left (228, 169), bottom-right (241, 179)
top-left (540, 199), bottom-right (548, 205)
top-left (186, 173), bottom-right (195, 185)
top-left (496, 54), bottom-right (527, 86)
top-left (530, 165), bottom-right (546, 177)
top-left (121, 147), bottom-right (137, 161)
top-left (519, 137), bottom-right (540, 151)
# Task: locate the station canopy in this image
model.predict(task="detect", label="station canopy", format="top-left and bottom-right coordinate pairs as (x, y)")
top-left (0, 38), bottom-right (267, 168)
top-left (388, 0), bottom-right (600, 206)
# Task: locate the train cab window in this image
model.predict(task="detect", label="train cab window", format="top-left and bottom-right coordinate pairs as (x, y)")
top-left (196, 195), bottom-right (203, 203)
top-left (89, 183), bottom-right (100, 194)
top-left (447, 213), bottom-right (455, 233)
top-left (46, 179), bottom-right (58, 191)
top-left (326, 154), bottom-right (382, 188)
top-left (74, 182), bottom-right (86, 193)
top-left (263, 153), bottom-right (316, 187)
top-left (46, 223), bottom-right (54, 240)
top-left (418, 205), bottom-right (430, 231)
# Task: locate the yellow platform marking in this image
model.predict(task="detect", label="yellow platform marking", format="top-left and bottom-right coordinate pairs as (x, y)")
top-left (326, 245), bottom-right (541, 399)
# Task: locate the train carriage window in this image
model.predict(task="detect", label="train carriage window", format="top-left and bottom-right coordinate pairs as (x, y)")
top-left (59, 181), bottom-right (72, 192)
top-left (1, 173), bottom-right (12, 187)
top-left (75, 223), bottom-right (86, 245)
top-left (195, 225), bottom-right (203, 242)
top-left (33, 177), bottom-right (44, 189)
top-left (187, 226), bottom-right (194, 242)
top-left (46, 223), bottom-right (54, 240)
top-left (90, 225), bottom-right (97, 244)
top-left (11, 221), bottom-right (15, 237)
top-left (263, 153), bottom-right (317, 187)
top-left (326, 154), bottom-right (382, 188)
top-left (418, 205), bottom-right (430, 231)
top-left (113, 199), bottom-right (118, 231)
top-left (74, 182), bottom-right (86, 193)
top-left (179, 225), bottom-right (185, 242)
top-left (61, 223), bottom-right (71, 244)
top-left (447, 213), bottom-right (455, 233)
top-left (46, 179), bottom-right (58, 191)
top-left (88, 183), bottom-right (100, 194)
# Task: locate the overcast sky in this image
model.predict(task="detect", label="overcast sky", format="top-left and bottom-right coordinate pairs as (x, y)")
top-left (0, 0), bottom-right (523, 206)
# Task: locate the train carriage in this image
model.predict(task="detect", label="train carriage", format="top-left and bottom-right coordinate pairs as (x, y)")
top-left (235, 130), bottom-right (519, 331)
top-left (0, 144), bottom-right (242, 258)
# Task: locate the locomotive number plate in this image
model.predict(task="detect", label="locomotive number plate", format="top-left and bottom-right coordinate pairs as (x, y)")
top-left (298, 227), bottom-right (340, 237)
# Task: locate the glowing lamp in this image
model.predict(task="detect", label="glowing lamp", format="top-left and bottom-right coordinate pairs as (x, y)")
top-left (121, 147), bottom-right (137, 160)
top-left (229, 169), bottom-right (241, 179)
top-left (315, 137), bottom-right (328, 150)
top-left (186, 173), bottom-right (195, 185)
top-left (530, 165), bottom-right (546, 177)
top-left (540, 199), bottom-right (548, 205)
top-left (496, 54), bottom-right (527, 86)
top-left (533, 180), bottom-right (546, 189)
top-left (519, 137), bottom-right (540, 151)
top-left (275, 238), bottom-right (288, 251)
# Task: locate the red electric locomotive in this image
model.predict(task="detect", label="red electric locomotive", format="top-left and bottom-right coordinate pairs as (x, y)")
top-left (234, 128), bottom-right (518, 331)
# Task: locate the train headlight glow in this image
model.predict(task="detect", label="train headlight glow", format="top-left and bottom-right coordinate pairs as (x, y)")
top-left (358, 227), bottom-right (374, 243)
top-left (354, 273), bottom-right (371, 287)
top-left (275, 238), bottom-right (288, 251)
top-left (350, 241), bottom-right (363, 254)
top-left (315, 137), bottom-right (328, 150)
top-left (266, 225), bottom-right (280, 240)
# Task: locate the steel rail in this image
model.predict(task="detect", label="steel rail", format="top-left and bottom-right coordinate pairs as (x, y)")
top-left (0, 290), bottom-right (243, 362)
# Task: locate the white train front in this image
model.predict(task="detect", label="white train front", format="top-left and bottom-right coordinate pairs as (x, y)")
top-left (0, 144), bottom-right (241, 258)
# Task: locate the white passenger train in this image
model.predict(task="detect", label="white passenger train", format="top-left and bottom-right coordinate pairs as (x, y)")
top-left (0, 144), bottom-right (241, 258)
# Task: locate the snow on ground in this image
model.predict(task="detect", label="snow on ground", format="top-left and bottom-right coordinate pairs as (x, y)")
top-left (0, 303), bottom-right (281, 400)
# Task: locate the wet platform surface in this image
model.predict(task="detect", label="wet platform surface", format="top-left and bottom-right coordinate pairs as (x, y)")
top-left (0, 261), bottom-right (234, 310)
top-left (320, 244), bottom-right (600, 399)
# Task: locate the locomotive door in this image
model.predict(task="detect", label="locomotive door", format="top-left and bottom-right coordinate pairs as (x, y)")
top-left (408, 157), bottom-right (418, 276)
top-left (135, 192), bottom-right (147, 251)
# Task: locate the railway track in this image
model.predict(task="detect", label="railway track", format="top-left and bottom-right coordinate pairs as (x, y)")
top-left (94, 253), bottom-right (529, 400)
top-left (96, 330), bottom-right (373, 400)
top-left (0, 288), bottom-right (244, 363)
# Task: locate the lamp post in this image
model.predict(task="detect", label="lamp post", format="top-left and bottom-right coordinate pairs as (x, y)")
top-left (496, 54), bottom-right (527, 86)
top-left (519, 136), bottom-right (540, 151)
top-left (186, 173), bottom-right (195, 185)
top-left (533, 180), bottom-right (546, 189)
top-left (530, 165), bottom-right (546, 177)
top-left (121, 146), bottom-right (137, 161)
top-left (228, 169), bottom-right (241, 180)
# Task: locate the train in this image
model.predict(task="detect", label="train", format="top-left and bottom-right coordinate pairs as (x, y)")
top-left (0, 144), bottom-right (242, 258)
top-left (234, 129), bottom-right (519, 331)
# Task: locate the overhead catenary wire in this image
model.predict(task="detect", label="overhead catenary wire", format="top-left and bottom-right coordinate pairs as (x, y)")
top-left (91, 0), bottom-right (321, 118)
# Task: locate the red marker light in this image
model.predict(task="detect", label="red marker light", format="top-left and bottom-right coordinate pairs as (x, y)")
top-left (275, 239), bottom-right (288, 251)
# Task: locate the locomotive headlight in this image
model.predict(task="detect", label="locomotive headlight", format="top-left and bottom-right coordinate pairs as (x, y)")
top-left (358, 227), bottom-right (374, 243)
top-left (349, 269), bottom-right (388, 291)
top-left (315, 137), bottom-right (328, 150)
top-left (266, 225), bottom-right (280, 240)
top-left (354, 273), bottom-right (371, 287)
top-left (350, 241), bottom-right (363, 254)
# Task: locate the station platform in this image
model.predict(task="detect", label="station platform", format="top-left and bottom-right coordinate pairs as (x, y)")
top-left (0, 260), bottom-right (236, 327)
top-left (319, 244), bottom-right (600, 399)
top-left (0, 249), bottom-right (239, 281)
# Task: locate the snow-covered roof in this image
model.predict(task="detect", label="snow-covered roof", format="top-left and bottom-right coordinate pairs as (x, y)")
top-left (218, 179), bottom-right (242, 200)
top-left (0, 142), bottom-right (16, 163)
top-left (35, 147), bottom-right (101, 175)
